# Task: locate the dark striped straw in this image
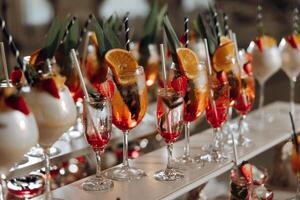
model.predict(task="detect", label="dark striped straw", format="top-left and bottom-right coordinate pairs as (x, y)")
top-left (123, 14), bottom-right (130, 51)
top-left (61, 17), bottom-right (77, 44)
top-left (77, 14), bottom-right (93, 48)
top-left (184, 17), bottom-right (189, 48)
top-left (256, 2), bottom-right (264, 35)
top-left (293, 8), bottom-right (299, 34)
top-left (223, 13), bottom-right (229, 36)
top-left (213, 10), bottom-right (221, 44)
top-left (0, 17), bottom-right (23, 68)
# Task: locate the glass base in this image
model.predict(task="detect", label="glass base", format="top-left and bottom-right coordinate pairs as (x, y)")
top-left (176, 155), bottom-right (199, 169)
top-left (237, 136), bottom-right (252, 147)
top-left (82, 176), bottom-right (113, 192)
top-left (104, 165), bottom-right (146, 182)
top-left (197, 146), bottom-right (228, 163)
top-left (27, 146), bottom-right (60, 158)
top-left (154, 168), bottom-right (184, 181)
top-left (68, 130), bottom-right (83, 139)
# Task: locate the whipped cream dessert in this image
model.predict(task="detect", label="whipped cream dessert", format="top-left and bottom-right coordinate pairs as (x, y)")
top-left (279, 38), bottom-right (300, 79)
top-left (24, 86), bottom-right (76, 148)
top-left (248, 41), bottom-right (282, 84)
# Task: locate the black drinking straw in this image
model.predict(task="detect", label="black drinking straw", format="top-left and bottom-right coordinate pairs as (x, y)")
top-left (223, 13), bottom-right (229, 36)
top-left (77, 14), bottom-right (93, 48)
top-left (0, 17), bottom-right (23, 67)
top-left (61, 16), bottom-right (77, 44)
top-left (184, 17), bottom-right (189, 48)
top-left (289, 111), bottom-right (299, 154)
top-left (123, 13), bottom-right (130, 51)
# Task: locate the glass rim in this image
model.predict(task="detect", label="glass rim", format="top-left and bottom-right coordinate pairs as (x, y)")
top-left (118, 65), bottom-right (145, 77)
top-left (83, 96), bottom-right (110, 104)
top-left (157, 87), bottom-right (184, 97)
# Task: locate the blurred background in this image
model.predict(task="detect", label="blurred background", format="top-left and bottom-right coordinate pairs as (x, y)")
top-left (0, 1), bottom-right (298, 199)
top-left (0, 0), bottom-right (297, 110)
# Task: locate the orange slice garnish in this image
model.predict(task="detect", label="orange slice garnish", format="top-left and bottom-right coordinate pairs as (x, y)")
top-left (105, 48), bottom-right (138, 84)
top-left (212, 37), bottom-right (235, 72)
top-left (29, 49), bottom-right (42, 65)
top-left (176, 48), bottom-right (200, 79)
top-left (261, 35), bottom-right (277, 48)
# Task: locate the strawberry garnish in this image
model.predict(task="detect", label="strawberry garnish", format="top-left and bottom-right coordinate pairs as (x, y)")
top-left (97, 80), bottom-right (115, 99)
top-left (179, 34), bottom-right (186, 46)
top-left (5, 95), bottom-right (30, 115)
top-left (286, 35), bottom-right (298, 49)
top-left (41, 78), bottom-right (60, 99)
top-left (10, 67), bottom-right (23, 85)
top-left (217, 71), bottom-right (228, 85)
top-left (255, 37), bottom-right (263, 52)
top-left (243, 62), bottom-right (253, 76)
top-left (245, 53), bottom-right (253, 62)
top-left (171, 75), bottom-right (188, 95)
top-left (240, 161), bottom-right (253, 183)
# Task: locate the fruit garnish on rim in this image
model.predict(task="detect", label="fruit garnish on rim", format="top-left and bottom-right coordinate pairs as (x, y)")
top-left (240, 161), bottom-right (253, 183)
top-left (104, 48), bottom-right (139, 85)
top-left (212, 36), bottom-right (235, 72)
top-left (0, 87), bottom-right (30, 115)
top-left (10, 66), bottom-right (26, 88)
top-left (286, 34), bottom-right (300, 49)
top-left (255, 35), bottom-right (277, 52)
top-left (176, 48), bottom-right (200, 78)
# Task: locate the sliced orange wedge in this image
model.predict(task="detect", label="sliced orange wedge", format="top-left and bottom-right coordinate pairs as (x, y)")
top-left (176, 48), bottom-right (200, 79)
top-left (29, 49), bottom-right (42, 65)
top-left (105, 48), bottom-right (138, 84)
top-left (212, 37), bottom-right (235, 72)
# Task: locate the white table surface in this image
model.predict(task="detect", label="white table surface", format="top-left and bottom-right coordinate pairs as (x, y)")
top-left (38, 101), bottom-right (298, 200)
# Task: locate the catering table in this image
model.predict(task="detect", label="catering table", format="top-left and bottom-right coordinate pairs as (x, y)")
top-left (30, 101), bottom-right (297, 200)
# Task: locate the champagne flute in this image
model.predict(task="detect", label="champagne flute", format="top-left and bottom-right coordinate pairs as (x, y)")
top-left (201, 71), bottom-right (230, 162)
top-left (234, 60), bottom-right (255, 146)
top-left (175, 62), bottom-right (208, 167)
top-left (82, 97), bottom-right (113, 191)
top-left (279, 37), bottom-right (300, 116)
top-left (105, 66), bottom-right (148, 181)
top-left (154, 87), bottom-right (185, 181)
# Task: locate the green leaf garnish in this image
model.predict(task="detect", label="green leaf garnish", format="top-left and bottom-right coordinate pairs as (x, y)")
top-left (92, 15), bottom-right (122, 59)
top-left (40, 18), bottom-right (62, 59)
top-left (163, 16), bottom-right (181, 64)
top-left (63, 18), bottom-right (79, 52)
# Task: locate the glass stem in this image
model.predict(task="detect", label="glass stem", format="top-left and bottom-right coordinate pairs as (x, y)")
top-left (213, 127), bottom-right (222, 150)
top-left (297, 172), bottom-right (300, 200)
top-left (259, 83), bottom-right (265, 109)
top-left (123, 131), bottom-right (129, 168)
top-left (290, 77), bottom-right (296, 116)
top-left (259, 83), bottom-right (265, 118)
top-left (238, 115), bottom-right (246, 143)
top-left (183, 122), bottom-right (190, 157)
top-left (227, 106), bottom-right (233, 121)
top-left (0, 174), bottom-right (6, 200)
top-left (44, 148), bottom-right (52, 200)
top-left (95, 150), bottom-right (102, 179)
top-left (166, 143), bottom-right (174, 170)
